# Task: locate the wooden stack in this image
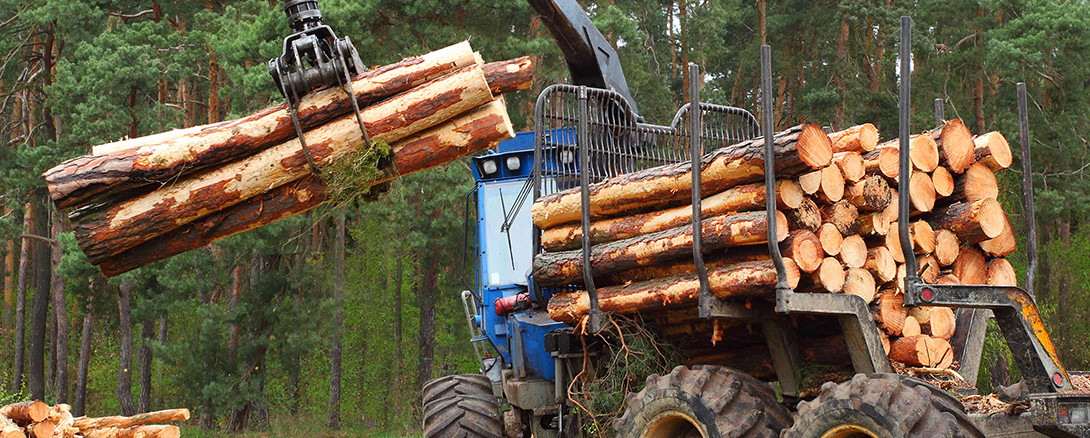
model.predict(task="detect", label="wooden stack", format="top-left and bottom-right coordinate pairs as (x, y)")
top-left (0, 401), bottom-right (188, 438)
top-left (532, 120), bottom-right (1016, 371)
top-left (43, 42), bottom-right (532, 277)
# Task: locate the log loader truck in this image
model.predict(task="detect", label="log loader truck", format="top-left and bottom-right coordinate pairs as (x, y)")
top-left (420, 2), bottom-right (1090, 437)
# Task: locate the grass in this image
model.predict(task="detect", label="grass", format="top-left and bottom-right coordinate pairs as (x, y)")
top-left (179, 415), bottom-right (421, 438)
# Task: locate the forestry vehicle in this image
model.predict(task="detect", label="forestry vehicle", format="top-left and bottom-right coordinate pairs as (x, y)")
top-left (416, 2), bottom-right (1090, 437)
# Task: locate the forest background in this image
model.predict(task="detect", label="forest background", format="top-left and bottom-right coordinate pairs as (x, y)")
top-left (0, 0), bottom-right (1087, 435)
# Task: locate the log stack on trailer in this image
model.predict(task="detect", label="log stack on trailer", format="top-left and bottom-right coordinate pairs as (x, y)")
top-left (42, 42), bottom-right (533, 276)
top-left (531, 120), bottom-right (1016, 372)
top-left (0, 401), bottom-right (188, 438)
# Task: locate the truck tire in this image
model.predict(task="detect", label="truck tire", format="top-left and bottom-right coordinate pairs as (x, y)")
top-left (423, 393), bottom-right (503, 438)
top-left (422, 373), bottom-right (493, 403)
top-left (783, 373), bottom-right (984, 438)
top-left (613, 365), bottom-right (793, 438)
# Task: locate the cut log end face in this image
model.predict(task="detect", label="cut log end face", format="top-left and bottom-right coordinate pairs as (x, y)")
top-left (834, 151), bottom-right (866, 182)
top-left (814, 257), bottom-right (846, 293)
top-left (934, 198), bottom-right (1005, 244)
top-left (844, 268), bottom-right (876, 303)
top-left (878, 289), bottom-right (907, 335)
top-left (928, 307), bottom-right (956, 340)
top-left (957, 162), bottom-right (999, 203)
top-left (865, 246), bottom-right (896, 283)
top-left (830, 123), bottom-right (879, 153)
top-left (778, 180), bottom-right (805, 209)
top-left (839, 234), bottom-right (867, 268)
top-left (909, 171), bottom-right (936, 213)
top-left (818, 223), bottom-right (843, 256)
top-left (940, 119), bottom-right (976, 174)
top-left (890, 335), bottom-right (954, 369)
top-left (910, 134), bottom-right (940, 172)
top-left (932, 166), bottom-right (955, 198)
top-left (954, 246), bottom-right (987, 285)
top-left (987, 258), bottom-right (1017, 287)
top-left (782, 229), bottom-right (823, 273)
top-left (974, 131), bottom-right (1013, 170)
top-left (798, 124), bottom-right (834, 169)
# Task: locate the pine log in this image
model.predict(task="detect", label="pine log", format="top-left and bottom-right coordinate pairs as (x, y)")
top-left (858, 212), bottom-right (889, 237)
top-left (540, 182), bottom-right (777, 251)
top-left (845, 175), bottom-right (891, 212)
top-left (953, 246), bottom-right (987, 285)
top-left (481, 56), bottom-right (535, 95)
top-left (932, 166), bottom-right (955, 198)
top-left (818, 223), bottom-right (843, 256)
top-left (0, 401), bottom-right (48, 425)
top-left (546, 260), bottom-right (796, 324)
top-left (798, 170), bottom-right (821, 195)
top-left (865, 246), bottom-right (896, 283)
top-left (776, 180), bottom-right (806, 209)
top-left (833, 151), bottom-right (866, 182)
top-left (882, 188), bottom-right (899, 223)
top-left (864, 146), bottom-right (900, 180)
top-left (27, 421), bottom-right (52, 438)
top-left (885, 221), bottom-right (935, 262)
top-left (0, 416), bottom-right (22, 438)
top-left (935, 273), bottom-right (960, 284)
top-left (908, 171), bottom-right (936, 213)
top-left (931, 198), bottom-right (1005, 244)
top-left (785, 197), bottom-right (822, 233)
top-left (902, 315), bottom-right (923, 337)
top-left (531, 210), bottom-right (787, 287)
top-left (71, 409), bottom-right (190, 431)
top-left (801, 257), bottom-right (845, 293)
top-left (917, 254), bottom-right (939, 283)
top-left (814, 165), bottom-right (845, 203)
top-left (979, 215), bottom-right (1016, 257)
top-left (781, 229), bottom-right (824, 273)
top-left (973, 131), bottom-right (1013, 171)
top-left (927, 307), bottom-right (956, 340)
top-left (839, 234), bottom-right (867, 269)
top-left (889, 335), bottom-right (954, 369)
top-left (844, 267), bottom-right (876, 303)
top-left (74, 64), bottom-right (495, 265)
top-left (96, 99), bottom-right (514, 276)
top-left (908, 306), bottom-right (933, 325)
top-left (910, 134), bottom-right (940, 172)
top-left (822, 200), bottom-right (859, 236)
top-left (85, 425), bottom-right (180, 438)
top-left (934, 229), bottom-right (960, 266)
top-left (829, 123), bottom-right (879, 153)
top-left (881, 332), bottom-right (891, 355)
top-left (986, 258), bottom-right (1017, 287)
top-left (45, 42), bottom-right (481, 209)
top-left (926, 119), bottom-right (975, 174)
top-left (875, 289), bottom-right (907, 335)
top-left (50, 407), bottom-right (75, 438)
top-left (949, 162), bottom-right (998, 204)
top-left (603, 251), bottom-right (789, 285)
top-left (530, 124), bottom-right (832, 229)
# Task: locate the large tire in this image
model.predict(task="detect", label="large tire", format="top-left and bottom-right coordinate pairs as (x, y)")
top-left (423, 393), bottom-right (503, 438)
top-left (783, 373), bottom-right (984, 438)
top-left (422, 373), bottom-right (493, 403)
top-left (614, 365), bottom-right (793, 438)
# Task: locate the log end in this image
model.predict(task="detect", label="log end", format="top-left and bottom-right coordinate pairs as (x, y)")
top-left (799, 124), bottom-right (834, 168)
top-left (859, 123), bottom-right (879, 152)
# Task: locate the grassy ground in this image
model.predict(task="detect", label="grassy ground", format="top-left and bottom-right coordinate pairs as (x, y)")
top-left (179, 415), bottom-right (420, 438)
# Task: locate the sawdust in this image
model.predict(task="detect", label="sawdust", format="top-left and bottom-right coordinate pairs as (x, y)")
top-left (961, 394), bottom-right (1030, 416)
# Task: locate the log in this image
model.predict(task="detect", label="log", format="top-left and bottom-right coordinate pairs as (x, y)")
top-left (885, 221), bottom-right (935, 262)
top-left (908, 306), bottom-right (933, 325)
top-left (889, 335), bottom-right (954, 369)
top-left (875, 289), bottom-right (907, 335)
top-left (0, 401), bottom-right (48, 425)
top-left (781, 229), bottom-right (824, 273)
top-left (917, 254), bottom-right (939, 283)
top-left (839, 234), bottom-right (867, 269)
top-left (817, 223), bottom-right (843, 256)
top-left (935, 273), bottom-right (960, 284)
top-left (74, 64), bottom-right (496, 265)
top-left (0, 417), bottom-right (23, 438)
top-left (27, 421), bottom-right (52, 438)
top-left (531, 210), bottom-right (787, 287)
top-left (986, 258), bottom-right (1018, 287)
top-left (829, 123), bottom-right (879, 153)
top-left (845, 175), bottom-right (891, 212)
top-left (843, 267), bottom-right (876, 303)
top-left (530, 124), bottom-right (832, 229)
top-left (801, 257), bottom-right (845, 293)
top-left (865, 246), bottom-right (896, 283)
top-left (96, 99), bottom-right (514, 276)
top-left (85, 425), bottom-right (180, 438)
top-left (979, 215), bottom-right (1016, 257)
top-left (881, 332), bottom-right (891, 355)
top-left (931, 166), bottom-right (955, 198)
top-left (71, 409), bottom-right (190, 431)
top-left (603, 251), bottom-right (789, 285)
top-left (785, 197), bottom-right (822, 233)
top-left (833, 151), bottom-right (865, 182)
top-left (927, 307), bottom-right (956, 340)
top-left (934, 229), bottom-right (960, 267)
top-left (973, 131), bottom-right (1013, 171)
top-left (902, 315), bottom-right (923, 337)
top-left (858, 212), bottom-right (889, 237)
top-left (822, 200), bottom-right (859, 236)
top-left (44, 42), bottom-right (481, 209)
top-left (540, 182), bottom-right (775, 251)
top-left (864, 145), bottom-right (900, 180)
top-left (481, 56), bottom-right (534, 95)
top-left (950, 162), bottom-right (998, 204)
top-left (931, 198), bottom-right (1005, 244)
top-left (798, 170), bottom-right (821, 195)
top-left (776, 180), bottom-right (806, 209)
top-left (908, 171), bottom-right (936, 213)
top-left (910, 134), bottom-right (940, 172)
top-left (927, 119), bottom-right (975, 174)
top-left (882, 188), bottom-right (898, 223)
top-left (814, 165), bottom-right (845, 203)
top-left (953, 246), bottom-right (987, 285)
top-left (546, 260), bottom-right (797, 324)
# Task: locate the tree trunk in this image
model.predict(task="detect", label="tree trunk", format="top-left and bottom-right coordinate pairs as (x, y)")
top-left (155, 315), bottom-right (167, 409)
top-left (416, 267), bottom-right (438, 390)
top-left (328, 213), bottom-right (344, 429)
top-left (0, 400), bottom-right (49, 425)
top-left (51, 213), bottom-right (68, 404)
top-left (72, 409), bottom-right (190, 430)
top-left (74, 302), bottom-right (92, 417)
top-left (11, 202), bottom-right (32, 393)
top-left (116, 280), bottom-right (136, 416)
top-left (925, 119), bottom-right (975, 174)
top-left (28, 195), bottom-right (50, 401)
top-left (3, 237), bottom-right (12, 331)
top-left (138, 318), bottom-right (154, 413)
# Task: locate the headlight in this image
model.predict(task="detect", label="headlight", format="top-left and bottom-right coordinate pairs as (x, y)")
top-left (481, 159), bottom-right (498, 175)
top-left (559, 150), bottom-right (575, 164)
top-left (506, 156), bottom-right (521, 171)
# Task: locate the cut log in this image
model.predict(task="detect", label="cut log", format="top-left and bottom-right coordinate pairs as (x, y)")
top-left (785, 197), bottom-right (822, 233)
top-left (540, 182), bottom-right (771, 251)
top-left (934, 229), bottom-right (960, 266)
top-left (817, 223), bottom-right (843, 256)
top-left (815, 165), bottom-right (845, 203)
top-left (798, 170), bottom-right (822, 195)
top-left (531, 210), bottom-right (787, 287)
top-left (889, 335), bottom-right (954, 369)
top-left (845, 175), bottom-right (891, 212)
top-left (27, 421), bottom-right (52, 438)
top-left (829, 123), bottom-right (879, 153)
top-left (44, 42), bottom-right (480, 209)
top-left (886, 221), bottom-right (935, 262)
top-left (481, 56), bottom-right (535, 95)
top-left (931, 166), bottom-right (955, 198)
top-left (822, 200), bottom-right (859, 236)
top-left (875, 289), bottom-right (907, 335)
top-left (864, 145), bottom-right (901, 180)
top-left (953, 246), bottom-right (987, 285)
top-left (546, 260), bottom-right (796, 324)
top-left (96, 99), bottom-right (514, 276)
top-left (973, 131), bottom-right (1013, 171)
top-left (603, 251), bottom-right (787, 285)
top-left (865, 246), bottom-right (897, 283)
top-left (780, 229), bottom-right (824, 273)
top-left (917, 254), bottom-right (939, 284)
top-left (909, 171), bottom-right (936, 213)
top-left (881, 332), bottom-right (891, 355)
top-left (85, 425), bottom-right (180, 438)
top-left (839, 234), bottom-right (867, 269)
top-left (74, 64), bottom-right (496, 265)
top-left (902, 315), bottom-right (923, 337)
top-left (979, 215), bottom-right (1016, 257)
top-left (777, 180), bottom-right (805, 210)
top-left (931, 198), bottom-right (1005, 244)
top-left (0, 416), bottom-right (23, 438)
top-left (530, 124), bottom-right (832, 229)
top-left (833, 151), bottom-right (865, 182)
top-left (882, 188), bottom-right (899, 223)
top-left (908, 306), bottom-right (933, 325)
top-left (843, 267), bottom-right (877, 303)
top-left (910, 134), bottom-right (940, 172)
top-left (857, 212), bottom-right (889, 237)
top-left (927, 119), bottom-right (975, 174)
top-left (801, 257), bottom-right (846, 293)
top-left (986, 258), bottom-right (1018, 287)
top-left (71, 409), bottom-right (190, 431)
top-left (950, 162), bottom-right (998, 204)
top-left (927, 307), bottom-right (956, 340)
top-left (0, 401), bottom-right (49, 425)
top-left (935, 273), bottom-right (960, 285)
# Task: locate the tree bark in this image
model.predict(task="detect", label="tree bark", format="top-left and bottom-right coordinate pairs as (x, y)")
top-left (3, 237), bottom-right (12, 331)
top-left (973, 132), bottom-right (1012, 171)
top-left (393, 257), bottom-right (403, 373)
top-left (11, 202), bottom-right (31, 393)
top-left (50, 214), bottom-right (68, 404)
top-left (138, 318), bottom-right (154, 413)
top-left (828, 124), bottom-right (878, 153)
top-left (116, 280), bottom-right (136, 416)
top-left (84, 425), bottom-right (179, 438)
top-left (845, 175), bottom-right (890, 212)
top-left (931, 198), bottom-right (1005, 244)
top-left (822, 200), bottom-right (859, 236)
top-left (889, 335), bottom-right (953, 369)
top-left (28, 195), bottom-right (50, 401)
top-left (328, 213), bottom-right (344, 429)
top-left (785, 197), bottom-right (821, 233)
top-left (72, 409), bottom-right (189, 430)
top-left (925, 119), bottom-right (975, 174)
top-left (74, 301), bottom-right (93, 417)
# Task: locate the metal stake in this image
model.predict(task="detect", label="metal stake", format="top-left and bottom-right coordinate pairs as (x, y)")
top-left (934, 98), bottom-right (945, 126)
top-left (691, 65), bottom-right (712, 317)
top-left (577, 86), bottom-right (602, 333)
top-left (1017, 83), bottom-right (1038, 298)
top-left (761, 46), bottom-right (789, 292)
top-left (898, 16), bottom-right (919, 285)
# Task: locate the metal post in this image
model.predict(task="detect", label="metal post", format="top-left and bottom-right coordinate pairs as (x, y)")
top-left (1017, 83), bottom-right (1038, 298)
top-left (577, 86), bottom-right (602, 333)
top-left (898, 16), bottom-right (918, 284)
top-left (761, 46), bottom-right (789, 292)
top-left (934, 98), bottom-right (944, 126)
top-left (691, 65), bottom-right (713, 317)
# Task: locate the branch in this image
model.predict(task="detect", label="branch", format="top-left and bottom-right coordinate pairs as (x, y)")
top-left (20, 233), bottom-right (59, 246)
top-left (108, 9), bottom-right (156, 22)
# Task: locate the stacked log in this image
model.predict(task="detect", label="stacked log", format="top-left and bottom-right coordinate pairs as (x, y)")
top-left (0, 402), bottom-right (187, 438)
top-left (43, 42), bottom-right (531, 276)
top-left (532, 120), bottom-right (1018, 372)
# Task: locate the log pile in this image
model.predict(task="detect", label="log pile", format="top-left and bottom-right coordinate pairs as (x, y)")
top-left (0, 401), bottom-right (188, 438)
top-left (43, 42), bottom-right (530, 276)
top-left (532, 120), bottom-right (1018, 372)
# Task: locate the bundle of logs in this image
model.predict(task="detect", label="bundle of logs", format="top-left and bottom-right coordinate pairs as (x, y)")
top-left (43, 41), bottom-right (532, 276)
top-left (532, 120), bottom-right (1016, 372)
top-left (0, 400), bottom-right (188, 438)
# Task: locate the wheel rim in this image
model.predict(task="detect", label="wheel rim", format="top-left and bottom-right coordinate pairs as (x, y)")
top-left (643, 412), bottom-right (706, 438)
top-left (821, 424), bottom-right (881, 438)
